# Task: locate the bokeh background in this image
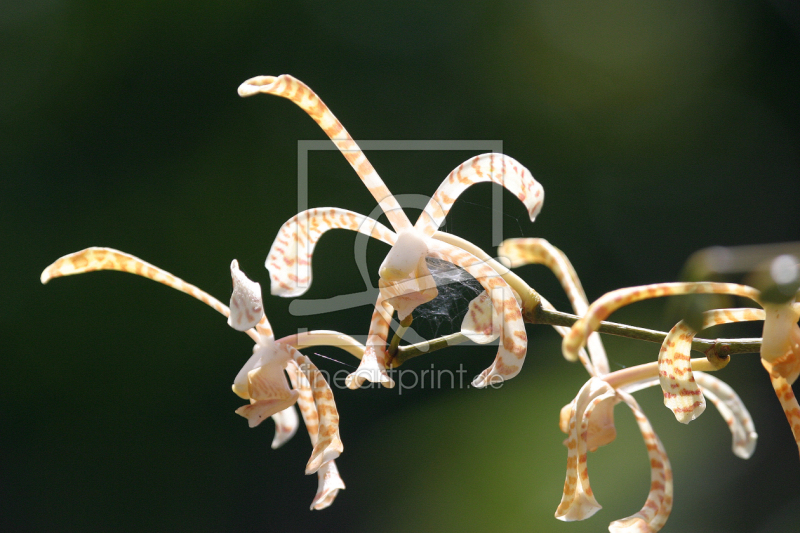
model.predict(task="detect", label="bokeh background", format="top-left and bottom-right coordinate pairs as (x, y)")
top-left (3, 1), bottom-right (800, 531)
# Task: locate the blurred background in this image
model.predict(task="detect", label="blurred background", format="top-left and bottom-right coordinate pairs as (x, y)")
top-left (2, 1), bottom-right (800, 531)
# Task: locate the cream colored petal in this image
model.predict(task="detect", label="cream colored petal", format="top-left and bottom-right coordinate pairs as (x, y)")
top-left (346, 293), bottom-right (395, 389)
top-left (415, 153), bottom-right (543, 237)
top-left (267, 208), bottom-right (396, 297)
top-left (379, 228), bottom-right (428, 281)
top-left (498, 237), bottom-right (608, 375)
top-left (658, 322), bottom-right (705, 424)
top-left (41, 247), bottom-right (230, 317)
top-left (555, 377), bottom-right (616, 522)
top-left (232, 349), bottom-right (262, 399)
top-left (762, 356), bottom-right (800, 458)
top-left (694, 371), bottom-right (758, 459)
top-left (563, 282), bottom-right (761, 363)
top-left (761, 303), bottom-right (800, 364)
top-left (238, 74), bottom-right (412, 232)
top-left (291, 352), bottom-right (344, 474)
top-left (235, 395), bottom-right (299, 429)
top-left (428, 240), bottom-right (527, 388)
top-left (461, 292), bottom-right (499, 344)
top-left (311, 461), bottom-right (346, 510)
top-left (228, 260), bottom-right (264, 331)
top-left (609, 390), bottom-right (673, 533)
top-left (270, 405), bottom-right (300, 449)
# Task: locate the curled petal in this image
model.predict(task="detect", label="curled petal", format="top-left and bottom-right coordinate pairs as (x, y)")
top-left (311, 461), bottom-right (346, 510)
top-left (267, 208), bottom-right (396, 297)
top-left (416, 153), bottom-right (543, 237)
top-left (498, 238), bottom-right (608, 375)
top-left (609, 390), bottom-right (673, 533)
top-left (232, 349), bottom-right (262, 399)
top-left (462, 292), bottom-right (499, 344)
top-left (228, 259), bottom-right (264, 331)
top-left (379, 228), bottom-right (428, 281)
top-left (428, 241), bottom-right (527, 388)
top-left (347, 294), bottom-right (395, 389)
top-left (238, 74), bottom-right (412, 232)
top-left (658, 322), bottom-right (706, 424)
top-left (270, 405), bottom-right (300, 449)
top-left (563, 282), bottom-right (761, 363)
top-left (659, 308), bottom-right (764, 424)
top-left (291, 353), bottom-right (344, 473)
top-left (556, 377), bottom-right (617, 521)
top-left (236, 342), bottom-right (298, 427)
top-left (762, 355), bottom-right (800, 458)
top-left (694, 371), bottom-right (758, 459)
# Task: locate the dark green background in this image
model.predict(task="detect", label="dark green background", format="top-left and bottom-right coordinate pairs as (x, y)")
top-left (3, 1), bottom-right (800, 531)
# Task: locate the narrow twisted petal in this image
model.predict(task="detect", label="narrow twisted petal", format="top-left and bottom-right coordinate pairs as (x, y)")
top-left (761, 302), bottom-right (800, 369)
top-left (228, 259), bottom-right (264, 331)
top-left (556, 377), bottom-right (617, 521)
top-left (609, 390), bottom-right (673, 533)
top-left (291, 352), bottom-right (344, 474)
top-left (761, 327), bottom-right (800, 458)
top-left (659, 308), bottom-right (764, 424)
top-left (346, 294), bottom-right (395, 389)
top-left (286, 360), bottom-right (345, 509)
top-left (270, 405), bottom-right (300, 449)
top-left (41, 247), bottom-right (231, 317)
top-left (237, 74), bottom-right (412, 232)
top-left (267, 207), bottom-right (396, 297)
top-left (311, 460), bottom-right (346, 510)
top-left (428, 241), bottom-right (527, 388)
top-left (694, 371), bottom-right (758, 459)
top-left (563, 282), bottom-right (761, 363)
top-left (498, 237), bottom-right (608, 375)
top-left (415, 153), bottom-right (543, 237)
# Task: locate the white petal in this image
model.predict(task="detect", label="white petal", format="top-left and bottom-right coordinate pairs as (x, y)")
top-left (228, 259), bottom-right (264, 331)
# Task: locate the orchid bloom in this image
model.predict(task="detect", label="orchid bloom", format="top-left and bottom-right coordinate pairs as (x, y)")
top-left (496, 240), bottom-right (758, 531)
top-left (239, 74), bottom-right (544, 389)
top-left (40, 247), bottom-right (365, 508)
top-left (562, 280), bottom-right (800, 455)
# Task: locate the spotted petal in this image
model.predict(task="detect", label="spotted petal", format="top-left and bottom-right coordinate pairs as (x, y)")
top-left (267, 208), bottom-right (396, 297)
top-left (429, 240), bottom-right (527, 388)
top-left (608, 390), bottom-right (673, 532)
top-left (270, 405), bottom-right (300, 449)
top-left (498, 237), bottom-right (608, 375)
top-left (416, 153), bottom-right (543, 237)
top-left (694, 371), bottom-right (758, 459)
top-left (659, 308), bottom-right (764, 424)
top-left (228, 259), bottom-right (264, 331)
top-left (238, 74), bottom-right (412, 232)
top-left (563, 282), bottom-right (761, 363)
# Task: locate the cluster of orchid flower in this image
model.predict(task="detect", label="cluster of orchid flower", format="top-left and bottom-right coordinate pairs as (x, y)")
top-left (41, 74), bottom-right (800, 531)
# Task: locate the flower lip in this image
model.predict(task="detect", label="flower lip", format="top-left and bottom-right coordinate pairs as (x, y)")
top-left (378, 228), bottom-right (429, 282)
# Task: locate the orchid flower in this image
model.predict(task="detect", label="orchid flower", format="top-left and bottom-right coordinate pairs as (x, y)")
top-left (562, 281), bottom-right (800, 455)
top-left (239, 74), bottom-right (544, 389)
top-left (493, 239), bottom-right (758, 531)
top-left (40, 247), bottom-right (365, 508)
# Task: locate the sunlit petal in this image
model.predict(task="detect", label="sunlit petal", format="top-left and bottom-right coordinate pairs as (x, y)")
top-left (311, 461), bottom-right (346, 510)
top-left (563, 282), bottom-right (761, 363)
top-left (228, 259), bottom-right (264, 331)
top-left (416, 153), bottom-right (543, 237)
top-left (238, 74), bottom-right (412, 232)
top-left (270, 405), bottom-right (300, 449)
top-left (267, 208), bottom-right (396, 297)
top-left (346, 294), bottom-right (395, 389)
top-left (498, 237), bottom-right (608, 375)
top-left (694, 371), bottom-right (758, 459)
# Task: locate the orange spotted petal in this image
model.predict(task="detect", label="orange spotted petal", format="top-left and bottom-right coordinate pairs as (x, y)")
top-left (694, 371), bottom-right (758, 459)
top-left (498, 237), bottom-right (608, 375)
top-left (415, 153), bottom-right (543, 237)
top-left (609, 390), bottom-right (673, 533)
top-left (238, 74), bottom-right (412, 232)
top-left (267, 207), bottom-right (396, 298)
top-left (311, 461), bottom-right (346, 510)
top-left (555, 377), bottom-right (616, 521)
